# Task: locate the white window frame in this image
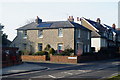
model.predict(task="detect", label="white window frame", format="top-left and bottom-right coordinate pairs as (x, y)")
top-left (58, 43), bottom-right (63, 50)
top-left (58, 28), bottom-right (63, 37)
top-left (38, 30), bottom-right (43, 38)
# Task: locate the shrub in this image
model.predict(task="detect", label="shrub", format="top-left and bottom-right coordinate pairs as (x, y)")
top-left (91, 47), bottom-right (95, 52)
top-left (44, 44), bottom-right (51, 51)
top-left (33, 51), bottom-right (46, 56)
top-left (59, 48), bottom-right (74, 56)
top-left (20, 50), bottom-right (30, 55)
top-left (49, 48), bottom-right (55, 55)
top-left (81, 52), bottom-right (94, 56)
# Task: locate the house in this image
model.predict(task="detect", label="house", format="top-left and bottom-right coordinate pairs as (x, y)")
top-left (103, 24), bottom-right (117, 47)
top-left (116, 28), bottom-right (120, 47)
top-left (10, 16), bottom-right (91, 55)
top-left (0, 24), bottom-right (4, 47)
top-left (79, 17), bottom-right (108, 52)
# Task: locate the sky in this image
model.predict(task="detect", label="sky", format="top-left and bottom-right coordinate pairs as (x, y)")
top-left (0, 0), bottom-right (119, 41)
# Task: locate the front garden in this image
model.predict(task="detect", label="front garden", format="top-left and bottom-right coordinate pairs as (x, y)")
top-left (21, 44), bottom-right (120, 63)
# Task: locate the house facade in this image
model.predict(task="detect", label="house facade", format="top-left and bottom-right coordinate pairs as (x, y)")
top-left (11, 16), bottom-right (91, 55)
top-left (79, 17), bottom-right (108, 52)
top-left (103, 24), bottom-right (117, 47)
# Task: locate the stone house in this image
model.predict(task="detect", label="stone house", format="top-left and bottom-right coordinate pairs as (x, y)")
top-left (10, 16), bottom-right (91, 55)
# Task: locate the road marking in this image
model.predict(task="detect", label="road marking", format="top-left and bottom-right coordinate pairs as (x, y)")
top-left (102, 73), bottom-right (118, 79)
top-left (63, 72), bottom-right (73, 75)
top-left (48, 75), bottom-right (56, 78)
top-left (2, 70), bottom-right (43, 78)
top-left (2, 65), bottom-right (78, 78)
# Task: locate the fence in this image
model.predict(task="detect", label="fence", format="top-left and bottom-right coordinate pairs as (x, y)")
top-left (2, 47), bottom-right (22, 67)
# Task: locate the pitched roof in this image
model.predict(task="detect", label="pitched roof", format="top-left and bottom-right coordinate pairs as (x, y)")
top-left (70, 21), bottom-right (91, 31)
top-left (17, 20), bottom-right (90, 31)
top-left (104, 24), bottom-right (117, 33)
top-left (84, 18), bottom-right (106, 32)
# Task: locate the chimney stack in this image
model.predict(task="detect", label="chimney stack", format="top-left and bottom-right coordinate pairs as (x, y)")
top-left (68, 16), bottom-right (74, 22)
top-left (96, 18), bottom-right (101, 24)
top-left (112, 23), bottom-right (116, 29)
top-left (77, 17), bottom-right (80, 21)
top-left (35, 16), bottom-right (42, 24)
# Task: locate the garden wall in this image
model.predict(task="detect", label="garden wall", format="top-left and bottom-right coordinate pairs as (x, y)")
top-left (22, 55), bottom-right (46, 61)
top-left (50, 55), bottom-right (77, 63)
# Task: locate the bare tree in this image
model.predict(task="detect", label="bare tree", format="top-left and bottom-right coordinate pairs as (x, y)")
top-left (25, 18), bottom-right (35, 24)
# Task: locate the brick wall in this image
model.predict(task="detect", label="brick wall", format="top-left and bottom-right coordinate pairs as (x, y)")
top-left (50, 55), bottom-right (77, 63)
top-left (22, 55), bottom-right (46, 61)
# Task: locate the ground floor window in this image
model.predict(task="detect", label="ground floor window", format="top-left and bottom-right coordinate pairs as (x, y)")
top-left (84, 45), bottom-right (87, 53)
top-left (58, 43), bottom-right (63, 53)
top-left (38, 43), bottom-right (42, 51)
top-left (23, 43), bottom-right (27, 50)
top-left (76, 42), bottom-right (83, 55)
top-left (87, 45), bottom-right (90, 52)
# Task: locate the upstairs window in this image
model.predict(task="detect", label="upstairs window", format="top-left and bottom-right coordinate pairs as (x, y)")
top-left (23, 30), bottom-right (27, 36)
top-left (23, 30), bottom-right (27, 39)
top-left (77, 29), bottom-right (81, 38)
top-left (87, 32), bottom-right (90, 40)
top-left (58, 28), bottom-right (63, 37)
top-left (38, 30), bottom-right (43, 38)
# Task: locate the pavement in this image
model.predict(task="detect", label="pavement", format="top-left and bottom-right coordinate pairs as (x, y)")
top-left (1, 58), bottom-right (120, 79)
top-left (1, 62), bottom-right (47, 75)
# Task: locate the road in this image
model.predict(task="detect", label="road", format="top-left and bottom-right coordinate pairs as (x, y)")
top-left (2, 59), bottom-right (120, 80)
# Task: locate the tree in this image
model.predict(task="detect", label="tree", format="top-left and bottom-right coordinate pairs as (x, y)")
top-left (44, 44), bottom-right (51, 51)
top-left (2, 33), bottom-right (11, 47)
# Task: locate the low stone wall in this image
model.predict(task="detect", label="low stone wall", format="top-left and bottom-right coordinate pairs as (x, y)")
top-left (22, 55), bottom-right (46, 61)
top-left (50, 55), bottom-right (77, 63)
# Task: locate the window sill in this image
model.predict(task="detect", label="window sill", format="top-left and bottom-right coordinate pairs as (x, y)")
top-left (58, 36), bottom-right (63, 37)
top-left (23, 37), bottom-right (27, 39)
top-left (38, 36), bottom-right (43, 38)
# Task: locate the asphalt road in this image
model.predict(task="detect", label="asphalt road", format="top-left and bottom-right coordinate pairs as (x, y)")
top-left (2, 59), bottom-right (120, 80)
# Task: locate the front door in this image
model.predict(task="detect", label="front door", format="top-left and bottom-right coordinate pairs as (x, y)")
top-left (76, 42), bottom-right (83, 56)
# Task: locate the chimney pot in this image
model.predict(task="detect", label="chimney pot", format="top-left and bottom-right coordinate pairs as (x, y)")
top-left (96, 18), bottom-right (101, 23)
top-left (112, 23), bottom-right (116, 29)
top-left (68, 16), bottom-right (74, 22)
top-left (35, 16), bottom-right (42, 24)
top-left (77, 17), bottom-right (79, 21)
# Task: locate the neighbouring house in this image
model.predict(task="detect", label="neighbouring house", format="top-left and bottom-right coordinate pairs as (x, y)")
top-left (103, 24), bottom-right (117, 47)
top-left (79, 17), bottom-right (108, 52)
top-left (0, 24), bottom-right (4, 47)
top-left (10, 16), bottom-right (91, 55)
top-left (116, 28), bottom-right (120, 47)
